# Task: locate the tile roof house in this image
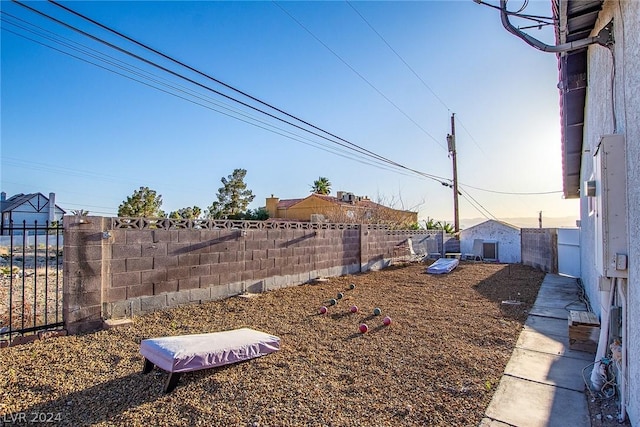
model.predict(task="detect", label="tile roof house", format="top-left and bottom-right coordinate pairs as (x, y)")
top-left (265, 191), bottom-right (418, 227)
top-left (0, 192), bottom-right (65, 234)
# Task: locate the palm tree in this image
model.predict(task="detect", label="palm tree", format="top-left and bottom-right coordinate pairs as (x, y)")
top-left (310, 177), bottom-right (331, 195)
top-left (424, 218), bottom-right (455, 234)
top-left (435, 221), bottom-right (455, 234)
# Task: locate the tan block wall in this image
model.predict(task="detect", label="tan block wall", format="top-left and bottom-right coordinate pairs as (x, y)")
top-left (63, 216), bottom-right (110, 334)
top-left (521, 228), bottom-right (557, 273)
top-left (63, 217), bottom-right (438, 332)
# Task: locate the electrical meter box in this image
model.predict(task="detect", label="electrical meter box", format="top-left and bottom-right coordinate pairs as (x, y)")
top-left (593, 135), bottom-right (628, 278)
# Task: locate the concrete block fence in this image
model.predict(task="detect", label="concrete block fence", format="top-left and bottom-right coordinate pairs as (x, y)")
top-left (63, 216), bottom-right (443, 334)
top-left (521, 228), bottom-right (558, 273)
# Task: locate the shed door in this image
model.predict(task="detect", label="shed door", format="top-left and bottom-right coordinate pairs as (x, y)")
top-left (558, 228), bottom-right (581, 277)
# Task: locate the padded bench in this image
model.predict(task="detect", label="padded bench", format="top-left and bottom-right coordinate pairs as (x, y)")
top-left (140, 328), bottom-right (281, 393)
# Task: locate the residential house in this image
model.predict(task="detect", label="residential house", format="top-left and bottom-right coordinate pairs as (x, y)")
top-left (459, 220), bottom-right (521, 263)
top-left (0, 192), bottom-right (65, 234)
top-left (553, 1), bottom-right (637, 424)
top-left (265, 191), bottom-right (418, 227)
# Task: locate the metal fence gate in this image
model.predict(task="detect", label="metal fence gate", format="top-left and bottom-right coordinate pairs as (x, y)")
top-left (557, 228), bottom-right (581, 278)
top-left (0, 221), bottom-right (64, 342)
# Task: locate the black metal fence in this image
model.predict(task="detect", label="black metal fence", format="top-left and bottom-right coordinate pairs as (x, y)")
top-left (0, 220), bottom-right (64, 342)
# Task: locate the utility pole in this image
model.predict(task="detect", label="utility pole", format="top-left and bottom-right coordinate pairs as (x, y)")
top-left (539, 211), bottom-right (542, 228)
top-left (446, 113), bottom-right (460, 233)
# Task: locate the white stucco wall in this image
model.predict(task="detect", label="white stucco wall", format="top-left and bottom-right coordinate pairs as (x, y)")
top-left (581, 1), bottom-right (639, 424)
top-left (459, 220), bottom-right (521, 263)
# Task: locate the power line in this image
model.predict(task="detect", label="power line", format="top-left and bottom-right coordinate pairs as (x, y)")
top-left (5, 4), bottom-right (560, 200)
top-left (453, 117), bottom-right (486, 155)
top-left (473, 0), bottom-right (554, 25)
top-left (459, 183), bottom-right (562, 195)
top-left (7, 1), bottom-right (563, 214)
top-left (345, 1), bottom-right (449, 113)
top-left (1, 17), bottom-right (420, 179)
top-left (20, 0), bottom-right (448, 185)
top-left (459, 193), bottom-right (490, 220)
top-left (56, 201), bottom-right (117, 212)
top-left (272, 1), bottom-right (447, 152)
top-left (3, 6), bottom-right (444, 192)
top-left (14, 0), bottom-right (373, 164)
top-left (47, 0), bottom-right (439, 174)
top-left (459, 187), bottom-right (498, 220)
top-left (345, 1), bottom-right (485, 155)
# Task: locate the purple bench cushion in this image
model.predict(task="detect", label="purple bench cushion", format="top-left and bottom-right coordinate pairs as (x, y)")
top-left (140, 328), bottom-right (280, 373)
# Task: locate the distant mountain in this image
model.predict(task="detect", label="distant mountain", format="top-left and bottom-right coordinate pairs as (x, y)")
top-left (460, 216), bottom-right (579, 229)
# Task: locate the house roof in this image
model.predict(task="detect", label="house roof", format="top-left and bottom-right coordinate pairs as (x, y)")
top-left (554, 0), bottom-right (604, 198)
top-left (461, 219), bottom-right (520, 234)
top-left (276, 198), bottom-right (304, 209)
top-left (277, 193), bottom-right (415, 213)
top-left (1, 193), bottom-right (37, 213)
top-left (1, 193), bottom-right (66, 214)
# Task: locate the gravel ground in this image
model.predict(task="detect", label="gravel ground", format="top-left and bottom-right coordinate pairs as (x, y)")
top-left (1, 250), bottom-right (64, 334)
top-left (0, 271), bottom-right (63, 333)
top-left (0, 262), bottom-right (545, 426)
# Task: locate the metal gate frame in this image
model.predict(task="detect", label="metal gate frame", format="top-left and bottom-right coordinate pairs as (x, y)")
top-left (1, 220), bottom-right (64, 341)
top-left (557, 228), bottom-right (581, 278)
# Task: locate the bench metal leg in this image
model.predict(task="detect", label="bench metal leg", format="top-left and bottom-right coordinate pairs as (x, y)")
top-left (164, 372), bottom-right (182, 393)
top-left (142, 358), bottom-right (154, 374)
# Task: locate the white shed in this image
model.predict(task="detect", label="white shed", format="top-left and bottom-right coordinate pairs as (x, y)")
top-left (459, 220), bottom-right (521, 263)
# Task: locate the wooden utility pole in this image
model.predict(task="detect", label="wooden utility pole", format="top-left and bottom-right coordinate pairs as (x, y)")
top-left (447, 113), bottom-right (460, 233)
top-left (539, 211), bottom-right (543, 228)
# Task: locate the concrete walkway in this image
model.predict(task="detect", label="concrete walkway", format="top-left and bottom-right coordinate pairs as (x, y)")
top-left (480, 274), bottom-right (595, 427)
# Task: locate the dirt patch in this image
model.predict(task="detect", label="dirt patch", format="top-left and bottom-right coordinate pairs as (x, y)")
top-left (1, 269), bottom-right (63, 335)
top-left (1, 246), bottom-right (63, 336)
top-left (0, 262), bottom-right (545, 426)
top-left (587, 387), bottom-right (632, 426)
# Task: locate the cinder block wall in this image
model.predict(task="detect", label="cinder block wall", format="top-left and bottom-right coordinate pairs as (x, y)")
top-left (102, 226), bottom-right (361, 320)
top-left (521, 228), bottom-right (558, 273)
top-left (63, 216), bottom-right (109, 334)
top-left (63, 218), bottom-right (435, 333)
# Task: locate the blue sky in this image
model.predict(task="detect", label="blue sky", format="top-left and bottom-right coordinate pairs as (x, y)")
top-left (1, 0), bottom-right (579, 226)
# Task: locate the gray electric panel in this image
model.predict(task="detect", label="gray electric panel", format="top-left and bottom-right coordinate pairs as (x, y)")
top-left (593, 135), bottom-right (628, 278)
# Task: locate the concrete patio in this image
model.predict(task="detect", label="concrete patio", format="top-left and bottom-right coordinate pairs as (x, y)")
top-left (480, 274), bottom-right (595, 427)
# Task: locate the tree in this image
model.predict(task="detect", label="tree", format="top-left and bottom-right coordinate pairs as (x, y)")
top-left (436, 221), bottom-right (455, 234)
top-left (118, 186), bottom-right (165, 218)
top-left (310, 177), bottom-right (331, 195)
top-left (169, 206), bottom-right (202, 220)
top-left (207, 169), bottom-right (255, 219)
top-left (318, 192), bottom-right (421, 229)
top-left (423, 218), bottom-right (454, 234)
top-left (423, 218), bottom-right (438, 230)
top-left (242, 207), bottom-right (269, 220)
